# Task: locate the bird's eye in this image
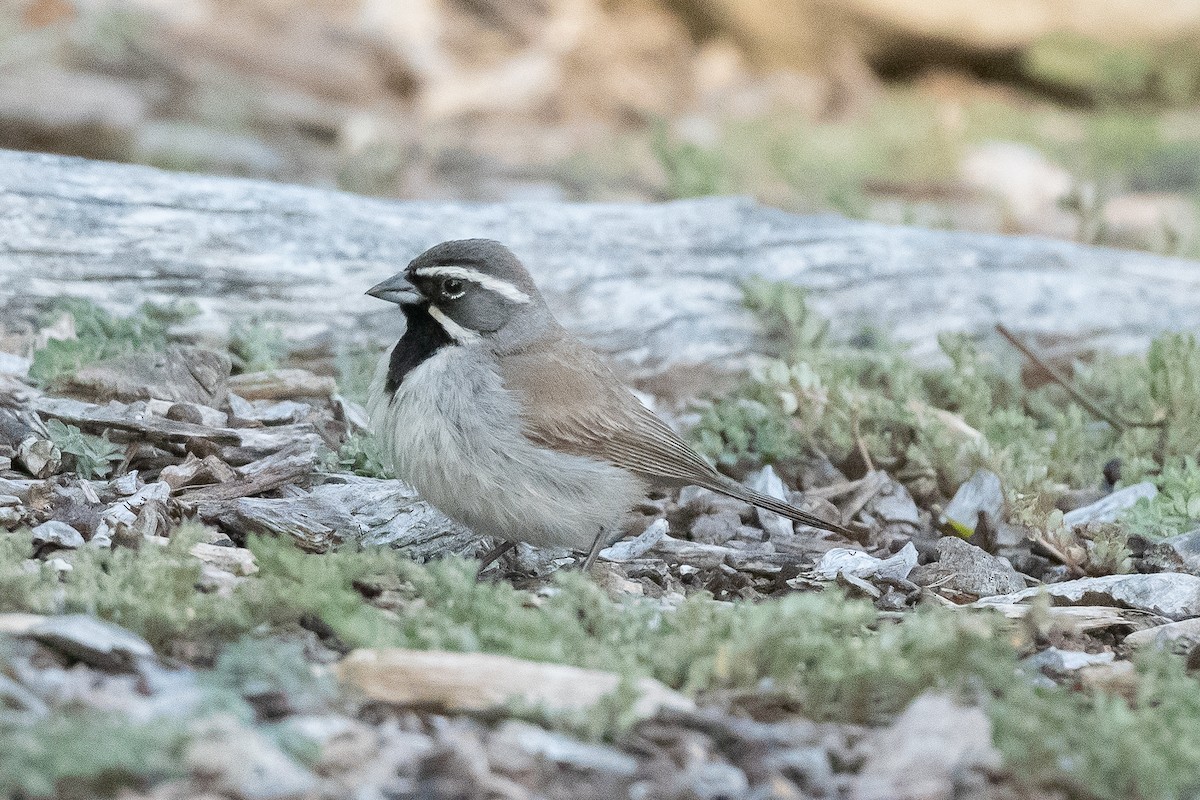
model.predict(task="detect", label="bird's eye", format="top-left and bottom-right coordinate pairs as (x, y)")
top-left (441, 278), bottom-right (465, 298)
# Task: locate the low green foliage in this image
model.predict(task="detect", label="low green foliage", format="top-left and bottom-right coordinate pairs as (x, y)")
top-left (0, 711), bottom-right (187, 798)
top-left (993, 651), bottom-right (1200, 800)
top-left (695, 279), bottom-right (1200, 510)
top-left (328, 431), bottom-right (392, 478)
top-left (27, 299), bottom-right (195, 387)
top-left (334, 346), bottom-right (382, 406)
top-left (0, 526), bottom-right (255, 654)
top-left (45, 419), bottom-right (125, 480)
top-left (1123, 458), bottom-right (1200, 539)
top-left (2, 527), bottom-right (1200, 794)
top-left (1024, 32), bottom-right (1200, 108)
top-left (229, 320), bottom-right (287, 373)
top-left (650, 120), bottom-right (725, 199)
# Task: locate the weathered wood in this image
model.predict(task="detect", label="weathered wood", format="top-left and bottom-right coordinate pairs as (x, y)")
top-left (2, 150), bottom-right (1198, 386)
top-left (197, 475), bottom-right (478, 559)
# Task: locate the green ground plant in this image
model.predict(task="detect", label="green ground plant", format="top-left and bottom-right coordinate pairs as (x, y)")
top-left (693, 279), bottom-right (1200, 539)
top-left (44, 419), bottom-right (125, 479)
top-left (228, 320), bottom-right (287, 373)
top-left (2, 527), bottom-right (1200, 796)
top-left (27, 299), bottom-right (189, 387)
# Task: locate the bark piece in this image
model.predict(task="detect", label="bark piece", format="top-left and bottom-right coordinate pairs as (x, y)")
top-left (975, 573), bottom-right (1200, 621)
top-left (198, 475), bottom-right (476, 559)
top-left (33, 396), bottom-right (323, 465)
top-left (29, 614), bottom-right (154, 672)
top-left (228, 369), bottom-right (337, 401)
top-left (60, 346), bottom-right (231, 406)
top-left (338, 648), bottom-right (694, 719)
top-left (3, 150), bottom-right (1199, 384)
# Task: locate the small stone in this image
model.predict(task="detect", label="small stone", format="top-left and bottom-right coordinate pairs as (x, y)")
top-left (747, 464), bottom-right (793, 539)
top-left (852, 693), bottom-right (999, 800)
top-left (910, 537), bottom-right (1025, 600)
top-left (690, 510), bottom-right (742, 545)
top-left (17, 436), bottom-right (60, 478)
top-left (942, 469), bottom-right (1003, 537)
top-left (186, 716), bottom-right (317, 800)
top-left (1063, 482), bottom-right (1157, 529)
top-left (489, 720), bottom-right (638, 776)
top-left (109, 471), bottom-right (140, 497)
top-left (684, 761), bottom-right (750, 800)
top-left (1023, 647), bottom-right (1115, 676)
top-left (285, 715), bottom-right (380, 777)
top-left (191, 542), bottom-right (259, 576)
top-left (30, 614), bottom-right (154, 671)
top-left (1143, 528), bottom-right (1200, 575)
top-left (0, 494), bottom-right (19, 506)
top-left (1125, 618), bottom-right (1200, 650)
top-left (869, 479), bottom-right (922, 527)
top-left (30, 520), bottom-right (85, 550)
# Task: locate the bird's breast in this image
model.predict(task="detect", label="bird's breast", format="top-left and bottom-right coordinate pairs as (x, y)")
top-left (366, 346), bottom-right (645, 548)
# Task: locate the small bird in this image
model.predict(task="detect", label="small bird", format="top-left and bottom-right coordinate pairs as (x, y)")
top-left (366, 239), bottom-right (852, 571)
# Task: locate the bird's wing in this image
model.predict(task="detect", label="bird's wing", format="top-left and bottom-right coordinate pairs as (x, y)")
top-left (496, 334), bottom-right (721, 486)
top-left (497, 333), bottom-right (856, 537)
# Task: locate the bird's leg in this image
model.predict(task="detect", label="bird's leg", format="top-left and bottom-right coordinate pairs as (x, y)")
top-left (475, 540), bottom-right (517, 577)
top-left (580, 528), bottom-right (608, 572)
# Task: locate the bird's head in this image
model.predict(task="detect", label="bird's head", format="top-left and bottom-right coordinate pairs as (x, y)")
top-left (368, 239), bottom-right (548, 345)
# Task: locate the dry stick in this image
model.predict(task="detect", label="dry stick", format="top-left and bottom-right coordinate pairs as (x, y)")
top-left (994, 324), bottom-right (1162, 432)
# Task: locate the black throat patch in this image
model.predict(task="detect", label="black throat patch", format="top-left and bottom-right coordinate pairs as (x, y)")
top-left (385, 303), bottom-right (453, 393)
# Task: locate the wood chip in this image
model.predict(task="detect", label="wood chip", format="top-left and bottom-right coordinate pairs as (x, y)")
top-left (228, 369), bottom-right (336, 401)
top-left (338, 648), bottom-right (693, 719)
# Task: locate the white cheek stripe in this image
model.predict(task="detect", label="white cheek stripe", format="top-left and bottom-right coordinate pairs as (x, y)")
top-left (428, 304), bottom-right (481, 344)
top-left (413, 265), bottom-right (532, 304)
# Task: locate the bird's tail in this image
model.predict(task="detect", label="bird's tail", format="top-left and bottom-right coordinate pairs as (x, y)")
top-left (705, 478), bottom-right (855, 537)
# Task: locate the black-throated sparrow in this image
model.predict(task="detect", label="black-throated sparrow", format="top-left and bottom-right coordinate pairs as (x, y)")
top-left (366, 239), bottom-right (852, 571)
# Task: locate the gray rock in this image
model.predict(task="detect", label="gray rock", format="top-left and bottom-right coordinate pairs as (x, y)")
top-left (1144, 528), bottom-right (1200, 575)
top-left (690, 510), bottom-right (742, 545)
top-left (976, 573), bottom-right (1200, 621)
top-left (942, 469), bottom-right (1003, 536)
top-left (1124, 618), bottom-right (1200, 650)
top-left (490, 720), bottom-right (638, 776)
top-left (683, 761), bottom-right (750, 800)
top-left (1023, 647), bottom-right (1115, 674)
top-left (30, 520), bottom-right (85, 550)
top-left (869, 479), bottom-right (922, 527)
top-left (1063, 482), bottom-right (1157, 528)
top-left (747, 464), bottom-right (793, 539)
top-left (30, 614), bottom-right (154, 672)
top-left (186, 716), bottom-right (317, 800)
top-left (852, 693), bottom-right (999, 800)
top-left (909, 536), bottom-right (1025, 599)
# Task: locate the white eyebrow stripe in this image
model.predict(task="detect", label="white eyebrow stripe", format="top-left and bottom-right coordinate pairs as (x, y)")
top-left (413, 265), bottom-right (532, 304)
top-left (427, 304), bottom-right (481, 345)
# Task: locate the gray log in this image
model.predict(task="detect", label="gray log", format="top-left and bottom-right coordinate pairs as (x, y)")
top-left (2, 148), bottom-right (1198, 384)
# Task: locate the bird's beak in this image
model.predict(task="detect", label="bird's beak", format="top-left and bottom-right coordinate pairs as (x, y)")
top-left (367, 273), bottom-right (422, 306)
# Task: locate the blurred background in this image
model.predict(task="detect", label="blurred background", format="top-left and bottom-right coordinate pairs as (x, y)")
top-left (3, 0), bottom-right (1200, 255)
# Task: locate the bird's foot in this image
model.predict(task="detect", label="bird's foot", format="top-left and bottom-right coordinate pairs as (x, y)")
top-left (475, 540), bottom-right (517, 579)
